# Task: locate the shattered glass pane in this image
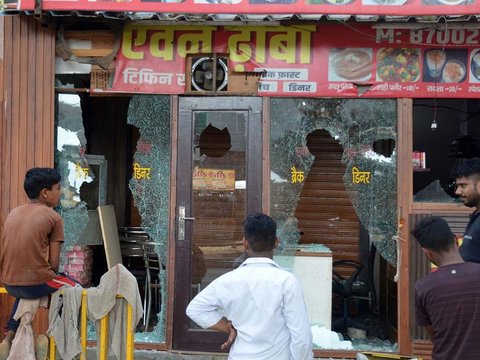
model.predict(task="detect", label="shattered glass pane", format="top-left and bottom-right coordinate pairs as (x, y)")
top-left (127, 95), bottom-right (171, 343)
top-left (413, 179), bottom-right (458, 202)
top-left (270, 98), bottom-right (398, 351)
top-left (412, 99), bottom-right (473, 204)
top-left (311, 324), bottom-right (397, 352)
top-left (270, 98), bottom-right (398, 266)
top-left (270, 99), bottom-right (397, 265)
top-left (55, 94), bottom-right (93, 247)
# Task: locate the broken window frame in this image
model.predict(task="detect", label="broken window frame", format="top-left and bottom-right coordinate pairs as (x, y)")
top-left (269, 97), bottom-right (398, 352)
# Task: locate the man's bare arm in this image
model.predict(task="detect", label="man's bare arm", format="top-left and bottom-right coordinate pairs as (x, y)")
top-left (49, 242), bottom-right (62, 271)
top-left (209, 317), bottom-right (237, 350)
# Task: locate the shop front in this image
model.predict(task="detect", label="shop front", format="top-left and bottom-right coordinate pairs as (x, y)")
top-left (2, 3), bottom-right (480, 358)
top-left (52, 91), bottom-right (400, 357)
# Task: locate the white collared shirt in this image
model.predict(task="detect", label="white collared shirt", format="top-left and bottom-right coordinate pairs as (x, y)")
top-left (186, 257), bottom-right (313, 360)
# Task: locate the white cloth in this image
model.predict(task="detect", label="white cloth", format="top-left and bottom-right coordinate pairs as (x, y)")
top-left (186, 257), bottom-right (313, 360)
top-left (86, 264), bottom-right (143, 360)
top-left (8, 297), bottom-right (48, 360)
top-left (48, 285), bottom-right (83, 360)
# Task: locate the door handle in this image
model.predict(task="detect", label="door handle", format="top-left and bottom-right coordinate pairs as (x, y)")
top-left (178, 206), bottom-right (195, 241)
top-left (180, 216), bottom-right (195, 221)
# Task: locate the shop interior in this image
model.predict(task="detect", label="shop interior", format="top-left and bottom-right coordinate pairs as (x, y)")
top-left (413, 98), bottom-right (480, 203)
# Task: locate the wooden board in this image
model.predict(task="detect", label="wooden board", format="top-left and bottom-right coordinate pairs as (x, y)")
top-left (98, 205), bottom-right (123, 269)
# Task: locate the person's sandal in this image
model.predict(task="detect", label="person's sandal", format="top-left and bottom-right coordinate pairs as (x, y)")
top-left (0, 341), bottom-right (11, 360)
top-left (35, 334), bottom-right (49, 360)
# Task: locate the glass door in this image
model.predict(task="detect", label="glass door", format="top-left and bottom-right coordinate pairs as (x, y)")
top-left (173, 97), bottom-right (262, 351)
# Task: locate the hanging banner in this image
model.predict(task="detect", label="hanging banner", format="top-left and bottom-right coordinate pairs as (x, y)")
top-left (17, 0), bottom-right (480, 16)
top-left (109, 23), bottom-right (480, 98)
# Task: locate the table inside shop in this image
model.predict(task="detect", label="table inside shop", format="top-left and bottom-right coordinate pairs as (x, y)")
top-left (274, 245), bottom-right (333, 329)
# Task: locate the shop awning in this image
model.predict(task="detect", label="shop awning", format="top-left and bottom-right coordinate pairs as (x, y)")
top-left (2, 9), bottom-right (480, 26)
top-left (2, 0), bottom-right (480, 18)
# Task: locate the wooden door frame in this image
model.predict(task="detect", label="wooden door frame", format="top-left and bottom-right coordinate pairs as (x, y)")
top-left (168, 97), bottom-right (414, 358)
top-left (172, 96), bottom-right (263, 351)
top-left (397, 98), bottom-right (413, 355)
top-left (405, 99), bottom-right (473, 358)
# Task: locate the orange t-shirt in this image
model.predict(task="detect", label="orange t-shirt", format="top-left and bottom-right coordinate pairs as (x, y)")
top-left (0, 201), bottom-right (64, 285)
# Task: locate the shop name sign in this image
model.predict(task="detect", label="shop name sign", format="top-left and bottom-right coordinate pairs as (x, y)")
top-left (16, 0), bottom-right (480, 17)
top-left (110, 23), bottom-right (480, 98)
top-left (121, 26), bottom-right (311, 68)
top-left (112, 25), bottom-right (313, 94)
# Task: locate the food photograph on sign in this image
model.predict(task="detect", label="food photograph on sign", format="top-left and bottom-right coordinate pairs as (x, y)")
top-left (469, 49), bottom-right (480, 83)
top-left (307, 0), bottom-right (356, 5)
top-left (249, 0), bottom-right (296, 3)
top-left (139, 0), bottom-right (185, 2)
top-left (196, 0), bottom-right (242, 3)
top-left (328, 48), bottom-right (373, 82)
top-left (376, 48), bottom-right (420, 82)
top-left (362, 0), bottom-right (407, 5)
top-left (422, 48), bottom-right (467, 83)
top-left (422, 0), bottom-right (472, 5)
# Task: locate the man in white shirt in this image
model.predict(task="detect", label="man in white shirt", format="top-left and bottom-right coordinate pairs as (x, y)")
top-left (186, 213), bottom-right (313, 360)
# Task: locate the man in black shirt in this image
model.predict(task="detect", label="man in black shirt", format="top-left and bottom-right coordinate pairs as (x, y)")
top-left (454, 158), bottom-right (480, 263)
top-left (413, 216), bottom-right (480, 360)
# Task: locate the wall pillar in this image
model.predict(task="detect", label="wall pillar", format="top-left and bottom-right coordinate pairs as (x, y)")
top-left (0, 14), bottom-right (56, 334)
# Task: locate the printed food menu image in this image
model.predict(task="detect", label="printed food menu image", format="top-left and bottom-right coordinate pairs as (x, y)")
top-left (328, 48), bottom-right (373, 81)
top-left (249, 0), bottom-right (296, 3)
top-left (307, 0), bottom-right (356, 4)
top-left (422, 0), bottom-right (471, 5)
top-left (362, 0), bottom-right (407, 5)
top-left (469, 49), bottom-right (480, 83)
top-left (376, 48), bottom-right (420, 82)
top-left (422, 48), bottom-right (468, 83)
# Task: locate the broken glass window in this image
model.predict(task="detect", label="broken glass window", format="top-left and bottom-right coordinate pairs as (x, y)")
top-left (270, 98), bottom-right (397, 352)
top-left (412, 99), bottom-right (477, 203)
top-left (270, 98), bottom-right (397, 265)
top-left (55, 93), bottom-right (93, 248)
top-left (55, 92), bottom-right (109, 296)
top-left (127, 95), bottom-right (171, 343)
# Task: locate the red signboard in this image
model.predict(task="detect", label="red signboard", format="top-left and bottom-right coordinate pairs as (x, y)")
top-left (16, 0), bottom-right (480, 16)
top-left (109, 23), bottom-right (480, 98)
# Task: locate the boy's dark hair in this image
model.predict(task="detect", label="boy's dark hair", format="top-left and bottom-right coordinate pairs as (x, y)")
top-left (243, 213), bottom-right (277, 252)
top-left (24, 167), bottom-right (61, 200)
top-left (412, 216), bottom-right (455, 253)
top-left (454, 158), bottom-right (480, 179)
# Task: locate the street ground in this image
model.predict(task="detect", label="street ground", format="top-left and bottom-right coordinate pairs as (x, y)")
top-left (87, 349), bottom-right (343, 359)
top-left (86, 349), bottom-right (227, 359)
